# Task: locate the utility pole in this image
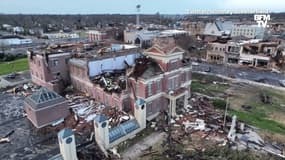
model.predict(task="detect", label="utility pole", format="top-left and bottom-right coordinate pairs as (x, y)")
top-left (223, 96), bottom-right (229, 129)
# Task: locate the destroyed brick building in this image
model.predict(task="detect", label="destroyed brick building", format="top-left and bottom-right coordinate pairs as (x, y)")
top-left (27, 37), bottom-right (192, 122)
top-left (27, 45), bottom-right (72, 93)
top-left (206, 41), bottom-right (227, 64)
top-left (69, 37), bottom-right (192, 119)
top-left (239, 41), bottom-right (279, 67)
top-left (206, 39), bottom-right (280, 68)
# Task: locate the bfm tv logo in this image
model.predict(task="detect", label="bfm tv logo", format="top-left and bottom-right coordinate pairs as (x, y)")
top-left (254, 14), bottom-right (270, 28)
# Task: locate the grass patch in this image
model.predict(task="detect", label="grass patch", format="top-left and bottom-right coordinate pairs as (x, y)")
top-left (212, 99), bottom-right (227, 109)
top-left (229, 110), bottom-right (285, 135)
top-left (0, 58), bottom-right (28, 75)
top-left (192, 72), bottom-right (225, 82)
top-left (191, 80), bottom-right (229, 97)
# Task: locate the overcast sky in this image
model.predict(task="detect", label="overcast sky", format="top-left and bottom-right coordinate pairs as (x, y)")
top-left (0, 0), bottom-right (284, 14)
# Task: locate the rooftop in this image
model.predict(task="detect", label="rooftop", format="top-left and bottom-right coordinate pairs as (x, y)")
top-left (25, 87), bottom-right (66, 109)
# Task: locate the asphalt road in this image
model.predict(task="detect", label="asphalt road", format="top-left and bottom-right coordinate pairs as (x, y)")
top-left (192, 62), bottom-right (285, 87)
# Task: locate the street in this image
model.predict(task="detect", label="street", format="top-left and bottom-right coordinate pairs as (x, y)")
top-left (192, 62), bottom-right (285, 87)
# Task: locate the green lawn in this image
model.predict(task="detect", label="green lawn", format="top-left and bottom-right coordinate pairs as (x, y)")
top-left (191, 80), bottom-right (229, 97)
top-left (191, 73), bottom-right (230, 97)
top-left (229, 110), bottom-right (285, 135)
top-left (0, 58), bottom-right (29, 75)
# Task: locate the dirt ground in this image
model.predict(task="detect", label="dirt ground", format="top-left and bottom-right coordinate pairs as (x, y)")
top-left (227, 82), bottom-right (285, 126)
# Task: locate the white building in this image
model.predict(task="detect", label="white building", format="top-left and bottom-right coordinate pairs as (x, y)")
top-left (13, 26), bottom-right (25, 33)
top-left (124, 30), bottom-right (160, 48)
top-left (0, 36), bottom-right (32, 46)
top-left (160, 29), bottom-right (189, 37)
top-left (87, 30), bottom-right (107, 42)
top-left (124, 29), bottom-right (188, 49)
top-left (43, 32), bottom-right (79, 39)
top-left (231, 25), bottom-right (265, 39)
top-left (203, 21), bottom-right (233, 37)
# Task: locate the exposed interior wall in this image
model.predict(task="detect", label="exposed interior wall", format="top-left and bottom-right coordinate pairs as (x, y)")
top-left (88, 53), bottom-right (140, 77)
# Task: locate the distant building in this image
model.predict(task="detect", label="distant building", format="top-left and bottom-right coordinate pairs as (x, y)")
top-left (87, 30), bottom-right (107, 42)
top-left (206, 42), bottom-right (227, 64)
top-left (124, 29), bottom-right (188, 49)
top-left (160, 30), bottom-right (189, 37)
top-left (0, 35), bottom-right (32, 46)
top-left (2, 24), bottom-right (12, 30)
top-left (124, 29), bottom-right (160, 49)
top-left (13, 26), bottom-right (25, 34)
top-left (231, 24), bottom-right (265, 39)
top-left (239, 41), bottom-right (279, 67)
top-left (225, 41), bottom-right (241, 64)
top-left (204, 21), bottom-right (233, 37)
top-left (181, 21), bottom-right (205, 35)
top-left (24, 88), bottom-right (69, 128)
top-left (42, 32), bottom-right (79, 40)
top-left (206, 39), bottom-right (280, 68)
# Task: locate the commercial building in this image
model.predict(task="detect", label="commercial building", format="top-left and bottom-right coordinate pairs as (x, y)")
top-left (206, 42), bottom-right (227, 64)
top-left (206, 39), bottom-right (280, 68)
top-left (181, 21), bottom-right (205, 35)
top-left (87, 30), bottom-right (107, 42)
top-left (0, 35), bottom-right (32, 46)
top-left (203, 21), bottom-right (234, 37)
top-left (231, 24), bottom-right (266, 39)
top-left (42, 32), bottom-right (80, 40)
top-left (239, 41), bottom-right (279, 67)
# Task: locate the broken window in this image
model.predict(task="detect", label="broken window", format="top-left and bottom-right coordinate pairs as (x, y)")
top-left (146, 101), bottom-right (153, 116)
top-left (53, 60), bottom-right (59, 67)
top-left (156, 80), bottom-right (161, 92)
top-left (169, 76), bottom-right (178, 91)
top-left (148, 82), bottom-right (152, 97)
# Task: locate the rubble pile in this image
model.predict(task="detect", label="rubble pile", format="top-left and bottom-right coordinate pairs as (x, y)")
top-left (153, 95), bottom-right (285, 159)
top-left (5, 83), bottom-right (40, 97)
top-left (101, 106), bottom-right (131, 128)
top-left (92, 71), bottom-right (127, 94)
top-left (66, 93), bottom-right (132, 129)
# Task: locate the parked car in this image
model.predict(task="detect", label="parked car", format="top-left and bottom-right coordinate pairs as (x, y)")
top-left (6, 73), bottom-right (17, 79)
top-left (204, 67), bottom-right (211, 72)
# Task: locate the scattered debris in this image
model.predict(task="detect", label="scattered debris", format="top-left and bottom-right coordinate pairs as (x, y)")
top-left (260, 92), bottom-right (272, 104)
